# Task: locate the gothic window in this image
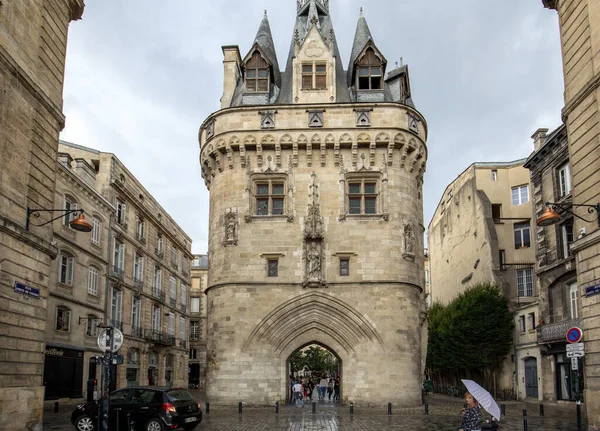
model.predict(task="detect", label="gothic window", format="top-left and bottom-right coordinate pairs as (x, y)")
top-left (356, 48), bottom-right (383, 90)
top-left (245, 51), bottom-right (270, 92)
top-left (302, 62), bottom-right (327, 90)
top-left (255, 181), bottom-right (285, 216)
top-left (340, 259), bottom-right (349, 276)
top-left (348, 180), bottom-right (378, 215)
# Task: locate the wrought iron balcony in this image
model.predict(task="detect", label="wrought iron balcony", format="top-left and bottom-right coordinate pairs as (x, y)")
top-left (131, 326), bottom-right (143, 338)
top-left (171, 261), bottom-right (178, 270)
top-left (155, 248), bottom-right (164, 259)
top-left (180, 304), bottom-right (187, 314)
top-left (134, 277), bottom-right (144, 290)
top-left (136, 233), bottom-right (146, 244)
top-left (538, 318), bottom-right (580, 343)
top-left (111, 265), bottom-right (124, 279)
top-left (144, 329), bottom-right (176, 346)
top-left (169, 297), bottom-right (176, 308)
top-left (114, 216), bottom-right (128, 231)
top-left (152, 289), bottom-right (165, 302)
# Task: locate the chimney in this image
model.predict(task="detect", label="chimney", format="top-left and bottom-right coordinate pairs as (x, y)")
top-left (531, 128), bottom-right (549, 151)
top-left (57, 152), bottom-right (73, 169)
top-left (74, 158), bottom-right (97, 189)
top-left (220, 45), bottom-right (242, 109)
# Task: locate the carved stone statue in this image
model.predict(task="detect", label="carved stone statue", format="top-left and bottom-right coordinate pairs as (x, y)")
top-left (307, 242), bottom-right (321, 280)
top-left (224, 210), bottom-right (238, 246)
top-left (403, 223), bottom-right (415, 259)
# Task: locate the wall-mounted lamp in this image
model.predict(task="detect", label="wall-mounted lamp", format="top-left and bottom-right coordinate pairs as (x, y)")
top-left (536, 202), bottom-right (600, 228)
top-left (26, 207), bottom-right (93, 232)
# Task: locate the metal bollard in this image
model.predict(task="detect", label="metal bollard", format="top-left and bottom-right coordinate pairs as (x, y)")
top-left (206, 402), bottom-right (210, 415)
top-left (501, 404), bottom-right (505, 416)
top-left (539, 404), bottom-right (544, 416)
top-left (54, 401), bottom-right (59, 414)
top-left (116, 409), bottom-right (120, 431)
top-left (425, 403), bottom-right (429, 415)
top-left (350, 402), bottom-right (354, 415)
top-left (312, 401), bottom-right (316, 414)
top-left (577, 402), bottom-right (582, 431)
top-left (523, 409), bottom-right (528, 431)
top-left (275, 401), bottom-right (279, 414)
top-left (238, 401), bottom-right (243, 414)
top-left (388, 402), bottom-right (392, 415)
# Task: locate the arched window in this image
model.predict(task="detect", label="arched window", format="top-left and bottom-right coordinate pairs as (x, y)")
top-left (245, 51), bottom-right (269, 92)
top-left (59, 251), bottom-right (75, 285)
top-left (356, 48), bottom-right (383, 90)
top-left (56, 306), bottom-right (71, 332)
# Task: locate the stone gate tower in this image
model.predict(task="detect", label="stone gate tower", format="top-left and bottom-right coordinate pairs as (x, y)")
top-left (199, 0), bottom-right (428, 406)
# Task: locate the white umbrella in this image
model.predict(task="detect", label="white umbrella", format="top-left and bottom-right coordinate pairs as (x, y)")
top-left (461, 379), bottom-right (501, 422)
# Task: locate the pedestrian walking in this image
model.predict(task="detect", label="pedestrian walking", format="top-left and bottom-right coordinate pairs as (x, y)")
top-left (293, 380), bottom-right (304, 408)
top-left (333, 377), bottom-right (340, 400)
top-left (319, 376), bottom-right (328, 400)
top-left (327, 378), bottom-right (334, 400)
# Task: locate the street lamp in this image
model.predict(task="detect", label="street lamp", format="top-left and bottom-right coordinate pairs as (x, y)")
top-left (26, 207), bottom-right (93, 232)
top-left (536, 202), bottom-right (600, 228)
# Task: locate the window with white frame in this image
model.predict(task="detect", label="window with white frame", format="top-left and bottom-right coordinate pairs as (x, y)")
top-left (134, 253), bottom-right (144, 282)
top-left (191, 321), bottom-right (200, 340)
top-left (171, 247), bottom-right (178, 267)
top-left (91, 217), bottom-right (101, 246)
top-left (86, 314), bottom-right (99, 336)
top-left (191, 297), bottom-right (200, 313)
top-left (182, 257), bottom-right (188, 274)
top-left (156, 233), bottom-right (164, 254)
top-left (558, 163), bottom-right (572, 197)
top-left (88, 266), bottom-right (99, 296)
top-left (59, 251), bottom-right (75, 285)
top-left (116, 199), bottom-right (126, 224)
top-left (491, 170), bottom-right (498, 181)
top-left (153, 266), bottom-right (162, 294)
top-left (56, 307), bottom-right (71, 332)
top-left (170, 276), bottom-right (177, 301)
top-left (562, 222), bottom-right (574, 258)
top-left (569, 282), bottom-right (578, 319)
top-left (132, 296), bottom-right (141, 330)
top-left (113, 239), bottom-right (125, 271)
top-left (167, 313), bottom-right (175, 336)
top-left (63, 195), bottom-right (78, 226)
top-left (180, 284), bottom-right (187, 307)
top-left (152, 305), bottom-right (161, 331)
top-left (179, 317), bottom-right (185, 341)
top-left (511, 185), bottom-right (529, 206)
top-left (193, 257), bottom-right (200, 267)
top-left (110, 287), bottom-right (123, 324)
top-left (517, 268), bottom-right (534, 297)
top-left (136, 216), bottom-right (144, 240)
top-left (514, 222), bottom-right (531, 248)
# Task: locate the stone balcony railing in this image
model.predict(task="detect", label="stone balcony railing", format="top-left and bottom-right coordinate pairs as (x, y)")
top-left (538, 318), bottom-right (580, 343)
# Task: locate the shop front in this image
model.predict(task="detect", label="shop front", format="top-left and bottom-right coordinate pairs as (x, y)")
top-left (43, 344), bottom-right (84, 399)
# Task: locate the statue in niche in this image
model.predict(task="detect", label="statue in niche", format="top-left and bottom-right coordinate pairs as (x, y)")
top-left (223, 209), bottom-right (238, 246)
top-left (308, 242), bottom-right (321, 280)
top-left (303, 172), bottom-right (326, 288)
top-left (403, 223), bottom-right (415, 260)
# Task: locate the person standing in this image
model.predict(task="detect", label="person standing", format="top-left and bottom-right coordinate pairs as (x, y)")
top-left (333, 377), bottom-right (340, 401)
top-left (327, 378), bottom-right (334, 400)
top-left (318, 376), bottom-right (328, 400)
top-left (293, 380), bottom-right (304, 408)
top-left (457, 392), bottom-right (482, 431)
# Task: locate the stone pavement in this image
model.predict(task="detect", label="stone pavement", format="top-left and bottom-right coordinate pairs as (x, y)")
top-left (42, 394), bottom-right (589, 430)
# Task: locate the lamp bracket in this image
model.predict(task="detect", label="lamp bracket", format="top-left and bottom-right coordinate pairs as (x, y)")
top-left (26, 207), bottom-right (84, 230)
top-left (546, 202), bottom-right (600, 227)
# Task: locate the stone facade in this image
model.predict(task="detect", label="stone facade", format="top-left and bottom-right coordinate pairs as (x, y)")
top-left (0, 1), bottom-right (84, 429)
top-left (524, 125), bottom-right (578, 402)
top-left (200, 1), bottom-right (428, 407)
top-left (427, 160), bottom-right (538, 396)
top-left (189, 255), bottom-right (208, 389)
top-left (542, 0), bottom-right (600, 424)
top-left (57, 141), bottom-right (193, 392)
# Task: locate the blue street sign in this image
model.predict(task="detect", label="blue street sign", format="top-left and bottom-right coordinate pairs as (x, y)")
top-left (14, 281), bottom-right (40, 299)
top-left (567, 327), bottom-right (583, 343)
top-left (585, 283), bottom-right (600, 298)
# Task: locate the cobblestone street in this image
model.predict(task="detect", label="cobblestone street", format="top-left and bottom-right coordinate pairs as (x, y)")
top-left (43, 395), bottom-right (588, 430)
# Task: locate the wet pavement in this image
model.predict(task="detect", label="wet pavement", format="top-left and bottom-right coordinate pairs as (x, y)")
top-left (43, 394), bottom-right (589, 430)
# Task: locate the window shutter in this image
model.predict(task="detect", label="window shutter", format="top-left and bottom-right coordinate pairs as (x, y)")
top-left (119, 243), bottom-right (125, 269)
top-left (67, 257), bottom-right (74, 285)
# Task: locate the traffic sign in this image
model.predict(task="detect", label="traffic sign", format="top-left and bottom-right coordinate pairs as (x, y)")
top-left (566, 343), bottom-right (584, 352)
top-left (572, 357), bottom-right (579, 370)
top-left (566, 327), bottom-right (583, 343)
top-left (97, 328), bottom-right (124, 352)
top-left (112, 355), bottom-right (124, 365)
top-left (567, 351), bottom-right (585, 358)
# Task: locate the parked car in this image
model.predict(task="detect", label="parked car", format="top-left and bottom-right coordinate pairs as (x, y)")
top-left (71, 387), bottom-right (202, 431)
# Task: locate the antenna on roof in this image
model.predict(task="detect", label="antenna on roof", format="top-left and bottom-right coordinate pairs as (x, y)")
top-left (264, 9), bottom-right (267, 18)
top-left (400, 57), bottom-right (404, 66)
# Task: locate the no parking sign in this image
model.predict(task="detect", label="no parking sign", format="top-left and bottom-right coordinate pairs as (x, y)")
top-left (566, 327), bottom-right (583, 343)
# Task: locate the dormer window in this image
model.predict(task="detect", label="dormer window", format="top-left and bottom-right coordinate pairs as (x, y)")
top-left (356, 48), bottom-right (383, 90)
top-left (245, 51), bottom-right (269, 93)
top-left (302, 62), bottom-right (327, 90)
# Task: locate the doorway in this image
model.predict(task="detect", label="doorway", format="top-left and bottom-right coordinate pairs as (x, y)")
top-left (524, 357), bottom-right (538, 398)
top-left (286, 343), bottom-right (341, 404)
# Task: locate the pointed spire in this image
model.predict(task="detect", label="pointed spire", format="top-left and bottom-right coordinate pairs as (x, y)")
top-left (249, 11), bottom-right (280, 86)
top-left (347, 8), bottom-right (375, 86)
top-left (307, 0), bottom-right (321, 30)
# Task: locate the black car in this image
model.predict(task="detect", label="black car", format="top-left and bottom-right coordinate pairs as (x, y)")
top-left (71, 387), bottom-right (202, 431)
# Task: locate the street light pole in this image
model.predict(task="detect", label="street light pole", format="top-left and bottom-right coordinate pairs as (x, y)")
top-left (101, 326), bottom-right (113, 431)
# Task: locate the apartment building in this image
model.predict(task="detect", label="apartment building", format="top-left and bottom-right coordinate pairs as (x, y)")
top-left (189, 254), bottom-right (208, 388)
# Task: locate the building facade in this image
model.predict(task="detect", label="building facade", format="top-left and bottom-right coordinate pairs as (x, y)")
top-left (43, 153), bottom-right (114, 402)
top-left (189, 254), bottom-right (208, 389)
top-left (427, 160), bottom-right (538, 397)
top-left (542, 0), bottom-right (600, 424)
top-left (524, 124), bottom-right (580, 402)
top-left (199, 1), bottom-right (428, 407)
top-left (0, 1), bottom-right (84, 429)
top-left (58, 141), bottom-right (193, 393)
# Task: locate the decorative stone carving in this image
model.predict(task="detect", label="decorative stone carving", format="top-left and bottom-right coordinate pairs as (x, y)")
top-left (205, 119), bottom-right (215, 140)
top-left (260, 111), bottom-right (276, 129)
top-left (403, 223), bottom-right (415, 260)
top-left (355, 109), bottom-right (371, 127)
top-left (308, 110), bottom-right (323, 128)
top-left (303, 172), bottom-right (326, 288)
top-left (223, 209), bottom-right (238, 246)
top-left (408, 112), bottom-right (420, 134)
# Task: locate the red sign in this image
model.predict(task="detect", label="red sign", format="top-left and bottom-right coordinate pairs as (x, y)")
top-left (567, 327), bottom-right (583, 343)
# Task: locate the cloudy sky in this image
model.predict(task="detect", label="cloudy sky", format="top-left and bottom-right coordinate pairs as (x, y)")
top-left (61, 0), bottom-right (564, 254)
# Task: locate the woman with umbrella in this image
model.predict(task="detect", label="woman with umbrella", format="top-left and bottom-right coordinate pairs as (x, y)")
top-left (457, 392), bottom-right (482, 431)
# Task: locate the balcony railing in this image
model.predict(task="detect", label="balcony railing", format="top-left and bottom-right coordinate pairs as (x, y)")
top-left (180, 304), bottom-right (187, 314)
top-left (538, 318), bottom-right (580, 343)
top-left (131, 326), bottom-right (143, 338)
top-left (111, 265), bottom-right (124, 279)
top-left (136, 234), bottom-right (146, 244)
top-left (134, 277), bottom-right (144, 290)
top-left (152, 289), bottom-right (165, 302)
top-left (155, 248), bottom-right (164, 259)
top-left (114, 216), bottom-right (128, 231)
top-left (109, 319), bottom-right (123, 331)
top-left (171, 261), bottom-right (178, 270)
top-left (169, 297), bottom-right (176, 308)
top-left (144, 329), bottom-right (176, 346)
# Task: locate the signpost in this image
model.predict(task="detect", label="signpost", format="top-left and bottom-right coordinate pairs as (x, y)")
top-left (565, 327), bottom-right (583, 431)
top-left (566, 327), bottom-right (583, 344)
top-left (95, 327), bottom-right (123, 431)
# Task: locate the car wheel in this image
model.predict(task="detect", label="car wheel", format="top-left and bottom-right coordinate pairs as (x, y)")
top-left (145, 418), bottom-right (166, 431)
top-left (75, 415), bottom-right (95, 431)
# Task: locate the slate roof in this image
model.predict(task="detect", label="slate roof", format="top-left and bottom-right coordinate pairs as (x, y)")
top-left (347, 10), bottom-right (373, 88)
top-left (252, 12), bottom-right (281, 87)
